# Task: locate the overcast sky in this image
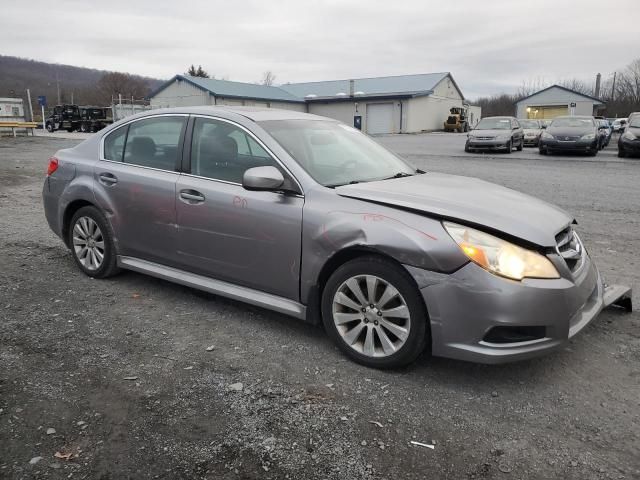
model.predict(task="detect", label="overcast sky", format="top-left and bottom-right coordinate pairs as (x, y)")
top-left (2, 0), bottom-right (638, 99)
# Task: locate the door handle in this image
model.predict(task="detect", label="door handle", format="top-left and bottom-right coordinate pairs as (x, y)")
top-left (98, 172), bottom-right (118, 185)
top-left (179, 189), bottom-right (205, 203)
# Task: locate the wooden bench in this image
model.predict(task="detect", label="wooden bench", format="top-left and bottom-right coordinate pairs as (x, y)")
top-left (0, 121), bottom-right (38, 137)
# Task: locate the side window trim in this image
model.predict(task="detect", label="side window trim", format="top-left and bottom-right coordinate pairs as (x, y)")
top-left (100, 114), bottom-right (189, 173)
top-left (185, 114), bottom-right (303, 194)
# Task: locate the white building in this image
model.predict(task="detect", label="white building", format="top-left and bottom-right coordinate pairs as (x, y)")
top-left (515, 85), bottom-right (605, 119)
top-left (149, 73), bottom-right (476, 134)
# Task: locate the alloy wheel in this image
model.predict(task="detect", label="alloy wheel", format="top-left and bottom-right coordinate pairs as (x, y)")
top-left (332, 275), bottom-right (411, 358)
top-left (72, 216), bottom-right (105, 271)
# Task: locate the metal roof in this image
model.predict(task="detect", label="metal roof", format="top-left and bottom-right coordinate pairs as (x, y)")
top-left (150, 72), bottom-right (458, 103)
top-left (279, 72), bottom-right (451, 99)
top-left (151, 75), bottom-right (305, 103)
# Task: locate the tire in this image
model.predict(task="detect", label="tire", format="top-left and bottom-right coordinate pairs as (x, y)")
top-left (80, 123), bottom-right (88, 133)
top-left (539, 147), bottom-right (547, 155)
top-left (516, 139), bottom-right (523, 151)
top-left (506, 140), bottom-right (512, 153)
top-left (618, 148), bottom-right (626, 158)
top-left (464, 143), bottom-right (471, 153)
top-left (68, 206), bottom-right (120, 279)
top-left (46, 123), bottom-right (54, 133)
top-left (588, 149), bottom-right (598, 157)
top-left (321, 256), bottom-right (429, 369)
top-left (463, 123), bottom-right (469, 133)
top-left (66, 128), bottom-right (74, 133)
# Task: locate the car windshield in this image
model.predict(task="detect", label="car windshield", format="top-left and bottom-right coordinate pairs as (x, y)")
top-left (519, 120), bottom-right (539, 128)
top-left (475, 118), bottom-right (512, 130)
top-left (550, 118), bottom-right (594, 128)
top-left (259, 120), bottom-right (416, 187)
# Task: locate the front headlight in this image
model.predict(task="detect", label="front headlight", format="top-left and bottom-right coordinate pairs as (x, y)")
top-left (541, 131), bottom-right (554, 139)
top-left (622, 131), bottom-right (637, 140)
top-left (581, 133), bottom-right (596, 140)
top-left (443, 222), bottom-right (560, 281)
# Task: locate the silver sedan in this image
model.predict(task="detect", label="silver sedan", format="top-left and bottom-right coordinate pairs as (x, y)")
top-left (43, 107), bottom-right (632, 368)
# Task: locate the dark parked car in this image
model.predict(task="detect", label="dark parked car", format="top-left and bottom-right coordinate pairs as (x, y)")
top-left (618, 116), bottom-right (640, 157)
top-left (465, 116), bottom-right (524, 153)
top-left (539, 116), bottom-right (603, 156)
top-left (42, 107), bottom-right (632, 368)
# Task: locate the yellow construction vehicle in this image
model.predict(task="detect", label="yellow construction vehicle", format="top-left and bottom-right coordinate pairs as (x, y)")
top-left (443, 105), bottom-right (470, 132)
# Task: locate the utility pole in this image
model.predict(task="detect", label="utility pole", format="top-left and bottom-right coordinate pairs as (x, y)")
top-left (26, 88), bottom-right (34, 122)
top-left (611, 72), bottom-right (617, 102)
top-left (56, 70), bottom-right (61, 104)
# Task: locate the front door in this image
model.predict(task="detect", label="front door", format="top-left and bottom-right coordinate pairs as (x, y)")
top-left (93, 115), bottom-right (187, 265)
top-left (175, 116), bottom-right (303, 300)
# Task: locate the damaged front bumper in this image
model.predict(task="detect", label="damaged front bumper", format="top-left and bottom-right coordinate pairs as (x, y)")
top-left (405, 257), bottom-right (632, 364)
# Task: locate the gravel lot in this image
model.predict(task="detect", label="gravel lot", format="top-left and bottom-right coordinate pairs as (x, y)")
top-left (1, 133), bottom-right (639, 479)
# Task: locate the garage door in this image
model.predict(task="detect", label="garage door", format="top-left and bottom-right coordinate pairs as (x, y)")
top-left (367, 103), bottom-right (395, 134)
top-left (528, 106), bottom-right (568, 119)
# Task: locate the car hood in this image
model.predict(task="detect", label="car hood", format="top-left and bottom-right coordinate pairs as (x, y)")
top-left (336, 173), bottom-right (574, 247)
top-left (469, 129), bottom-right (512, 137)
top-left (547, 126), bottom-right (593, 137)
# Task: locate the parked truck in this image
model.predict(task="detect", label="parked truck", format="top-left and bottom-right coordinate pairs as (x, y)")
top-left (443, 105), bottom-right (470, 132)
top-left (45, 104), bottom-right (112, 133)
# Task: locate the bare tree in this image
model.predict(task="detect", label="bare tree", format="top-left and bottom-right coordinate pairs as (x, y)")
top-left (260, 71), bottom-right (276, 86)
top-left (96, 72), bottom-right (150, 104)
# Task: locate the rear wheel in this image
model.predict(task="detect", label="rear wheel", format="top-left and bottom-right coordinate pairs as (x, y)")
top-left (80, 123), bottom-right (88, 133)
top-left (516, 138), bottom-right (523, 151)
top-left (46, 123), bottom-right (54, 133)
top-left (321, 256), bottom-right (428, 368)
top-left (68, 206), bottom-right (120, 278)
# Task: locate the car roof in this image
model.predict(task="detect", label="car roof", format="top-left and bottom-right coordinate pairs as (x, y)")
top-left (137, 106), bottom-right (332, 122)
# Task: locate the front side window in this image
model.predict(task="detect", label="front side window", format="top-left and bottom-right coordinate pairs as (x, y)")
top-left (123, 116), bottom-right (186, 170)
top-left (103, 125), bottom-right (128, 162)
top-left (190, 117), bottom-right (278, 183)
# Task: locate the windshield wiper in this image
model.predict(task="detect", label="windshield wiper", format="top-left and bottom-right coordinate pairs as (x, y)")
top-left (381, 172), bottom-right (415, 180)
top-left (326, 180), bottom-right (362, 188)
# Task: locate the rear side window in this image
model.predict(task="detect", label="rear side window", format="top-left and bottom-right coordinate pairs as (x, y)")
top-left (123, 116), bottom-right (186, 170)
top-left (103, 125), bottom-right (128, 161)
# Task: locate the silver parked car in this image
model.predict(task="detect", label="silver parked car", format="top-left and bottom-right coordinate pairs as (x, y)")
top-left (518, 119), bottom-right (543, 147)
top-left (43, 107), bottom-right (632, 368)
top-left (465, 116), bottom-right (524, 153)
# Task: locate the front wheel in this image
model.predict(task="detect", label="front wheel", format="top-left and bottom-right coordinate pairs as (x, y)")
top-left (618, 148), bottom-right (626, 158)
top-left (321, 256), bottom-right (428, 368)
top-left (46, 123), bottom-right (54, 133)
top-left (80, 123), bottom-right (88, 133)
top-left (516, 139), bottom-right (523, 151)
top-left (69, 206), bottom-right (120, 278)
top-left (506, 140), bottom-right (512, 153)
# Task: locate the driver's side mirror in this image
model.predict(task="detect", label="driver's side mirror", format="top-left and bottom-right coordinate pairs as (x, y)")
top-left (242, 166), bottom-right (285, 192)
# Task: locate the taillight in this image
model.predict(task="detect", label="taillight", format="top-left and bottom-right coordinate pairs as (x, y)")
top-left (47, 157), bottom-right (59, 176)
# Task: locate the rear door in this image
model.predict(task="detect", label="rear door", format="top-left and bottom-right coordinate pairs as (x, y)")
top-left (175, 116), bottom-right (304, 300)
top-left (94, 115), bottom-right (187, 265)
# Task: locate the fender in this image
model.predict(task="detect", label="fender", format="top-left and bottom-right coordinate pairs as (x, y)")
top-left (299, 188), bottom-right (469, 304)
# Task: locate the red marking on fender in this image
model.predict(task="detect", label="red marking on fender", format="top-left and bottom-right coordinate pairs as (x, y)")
top-left (233, 196), bottom-right (248, 208)
top-left (327, 210), bottom-right (437, 240)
